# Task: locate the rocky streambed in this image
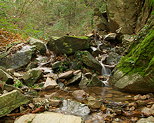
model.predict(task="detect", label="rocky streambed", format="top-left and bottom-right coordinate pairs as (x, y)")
top-left (0, 33), bottom-right (154, 123)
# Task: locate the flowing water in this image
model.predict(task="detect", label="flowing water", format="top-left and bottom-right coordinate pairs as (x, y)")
top-left (40, 86), bottom-right (133, 103)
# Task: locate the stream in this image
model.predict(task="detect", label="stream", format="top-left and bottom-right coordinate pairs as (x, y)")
top-left (0, 35), bottom-right (154, 123)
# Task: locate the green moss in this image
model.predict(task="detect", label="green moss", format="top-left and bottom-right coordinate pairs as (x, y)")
top-left (117, 30), bottom-right (154, 76)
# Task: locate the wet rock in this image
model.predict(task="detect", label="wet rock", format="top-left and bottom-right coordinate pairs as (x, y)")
top-left (15, 112), bottom-right (82, 123)
top-left (76, 51), bottom-right (102, 73)
top-left (66, 72), bottom-right (82, 85)
top-left (79, 74), bottom-right (103, 86)
top-left (90, 74), bottom-right (104, 86)
top-left (43, 77), bottom-right (57, 90)
top-left (0, 45), bottom-right (35, 69)
top-left (106, 52), bottom-right (121, 65)
top-left (0, 69), bottom-right (13, 84)
top-left (137, 116), bottom-right (154, 123)
top-left (29, 37), bottom-right (46, 55)
top-left (23, 69), bottom-right (42, 86)
top-left (58, 71), bottom-right (73, 79)
top-left (90, 47), bottom-right (102, 57)
top-left (72, 90), bottom-right (88, 101)
top-left (59, 99), bottom-right (90, 116)
top-left (86, 96), bottom-right (102, 109)
top-left (0, 90), bottom-right (29, 117)
top-left (47, 36), bottom-right (90, 54)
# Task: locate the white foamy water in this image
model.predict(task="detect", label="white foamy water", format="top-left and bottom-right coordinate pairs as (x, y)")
top-left (99, 59), bottom-right (111, 86)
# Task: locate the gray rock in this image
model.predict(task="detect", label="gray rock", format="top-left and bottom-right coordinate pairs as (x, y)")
top-left (77, 51), bottom-right (102, 73)
top-left (43, 77), bottom-right (57, 90)
top-left (15, 112), bottom-right (82, 123)
top-left (137, 116), bottom-right (154, 123)
top-left (23, 69), bottom-right (42, 86)
top-left (0, 90), bottom-right (29, 117)
top-left (59, 99), bottom-right (90, 116)
top-left (79, 74), bottom-right (103, 87)
top-left (47, 36), bottom-right (90, 54)
top-left (29, 37), bottom-right (46, 55)
top-left (91, 74), bottom-right (104, 86)
top-left (0, 45), bottom-right (35, 69)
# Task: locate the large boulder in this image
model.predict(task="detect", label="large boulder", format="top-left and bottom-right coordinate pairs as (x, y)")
top-left (0, 45), bottom-right (35, 69)
top-left (106, 0), bottom-right (152, 34)
top-left (15, 112), bottom-right (82, 123)
top-left (109, 28), bottom-right (154, 93)
top-left (47, 36), bottom-right (90, 54)
top-left (0, 90), bottom-right (29, 117)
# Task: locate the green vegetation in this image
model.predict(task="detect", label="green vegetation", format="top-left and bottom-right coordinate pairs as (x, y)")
top-left (0, 0), bottom-right (106, 39)
top-left (13, 79), bottom-right (24, 88)
top-left (117, 30), bottom-right (154, 76)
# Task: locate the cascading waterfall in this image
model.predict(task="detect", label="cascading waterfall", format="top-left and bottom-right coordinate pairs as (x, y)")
top-left (99, 59), bottom-right (111, 86)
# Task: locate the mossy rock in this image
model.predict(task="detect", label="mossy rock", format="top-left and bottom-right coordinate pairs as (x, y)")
top-left (109, 29), bottom-right (154, 93)
top-left (47, 36), bottom-right (90, 54)
top-left (22, 69), bottom-right (42, 86)
top-left (76, 51), bottom-right (102, 73)
top-left (0, 69), bottom-right (13, 84)
top-left (29, 37), bottom-right (46, 55)
top-left (0, 90), bottom-right (29, 117)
